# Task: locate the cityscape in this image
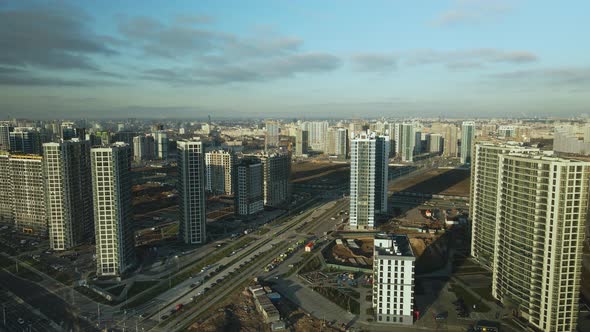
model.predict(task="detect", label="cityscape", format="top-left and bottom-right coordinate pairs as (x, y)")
top-left (1, 2), bottom-right (589, 332)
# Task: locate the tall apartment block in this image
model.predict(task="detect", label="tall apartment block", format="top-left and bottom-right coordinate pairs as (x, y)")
top-left (153, 130), bottom-right (168, 160)
top-left (0, 123), bottom-right (14, 151)
top-left (350, 132), bottom-right (389, 229)
top-left (374, 136), bottom-right (390, 214)
top-left (265, 121), bottom-right (280, 149)
top-left (302, 121), bottom-right (328, 152)
top-left (460, 121), bottom-right (475, 164)
top-left (205, 150), bottom-right (235, 196)
top-left (44, 140), bottom-right (94, 250)
top-left (177, 140), bottom-right (207, 244)
top-left (91, 142), bottom-right (135, 277)
top-left (9, 127), bottom-right (43, 155)
top-left (0, 152), bottom-right (47, 236)
top-left (443, 124), bottom-right (459, 157)
top-left (327, 127), bottom-right (348, 158)
top-left (235, 157), bottom-right (264, 217)
top-left (373, 234), bottom-right (415, 325)
top-left (469, 142), bottom-right (538, 267)
top-left (0, 153), bottom-right (12, 224)
top-left (295, 129), bottom-right (309, 156)
top-left (261, 153), bottom-right (291, 208)
top-left (491, 153), bottom-right (589, 332)
top-left (398, 124), bottom-right (415, 162)
top-left (426, 133), bottom-right (443, 154)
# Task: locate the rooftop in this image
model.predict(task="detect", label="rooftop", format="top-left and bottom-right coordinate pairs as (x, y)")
top-left (374, 233), bottom-right (414, 258)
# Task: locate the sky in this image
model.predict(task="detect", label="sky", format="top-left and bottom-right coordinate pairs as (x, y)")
top-left (0, 0), bottom-right (589, 119)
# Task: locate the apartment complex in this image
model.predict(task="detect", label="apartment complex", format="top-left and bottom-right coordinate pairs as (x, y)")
top-left (492, 153), bottom-right (589, 332)
top-left (261, 153), bottom-right (291, 208)
top-left (0, 153), bottom-right (47, 236)
top-left (44, 140), bottom-right (94, 250)
top-left (265, 121), bottom-right (280, 149)
top-left (426, 133), bottom-right (443, 154)
top-left (470, 146), bottom-right (588, 331)
top-left (373, 234), bottom-right (415, 325)
top-left (91, 142), bottom-right (135, 277)
top-left (302, 121), bottom-right (328, 152)
top-left (349, 132), bottom-right (389, 229)
top-left (460, 121), bottom-right (475, 164)
top-left (235, 157), bottom-right (264, 216)
top-left (470, 142), bottom-right (539, 267)
top-left (295, 129), bottom-right (309, 156)
top-left (205, 150), bottom-right (236, 195)
top-left (443, 124), bottom-right (459, 158)
top-left (326, 127), bottom-right (348, 158)
top-left (177, 140), bottom-right (207, 244)
top-left (397, 123), bottom-right (415, 162)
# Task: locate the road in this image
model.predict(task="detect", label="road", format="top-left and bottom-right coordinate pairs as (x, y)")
top-left (145, 198), bottom-right (350, 331)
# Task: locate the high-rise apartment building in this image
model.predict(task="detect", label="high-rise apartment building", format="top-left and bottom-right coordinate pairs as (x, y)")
top-left (426, 133), bottom-right (443, 154)
top-left (265, 121), bottom-right (280, 149)
top-left (349, 132), bottom-right (389, 229)
top-left (0, 153), bottom-right (12, 224)
top-left (491, 153), bottom-right (590, 332)
top-left (398, 124), bottom-right (415, 162)
top-left (44, 140), bottom-right (94, 250)
top-left (261, 153), bottom-right (291, 208)
top-left (373, 234), bottom-right (415, 325)
top-left (9, 127), bottom-right (42, 155)
top-left (153, 131), bottom-right (168, 160)
top-left (9, 154), bottom-right (47, 235)
top-left (374, 136), bottom-right (390, 214)
top-left (327, 127), bottom-right (348, 158)
top-left (0, 123), bottom-right (13, 151)
top-left (469, 142), bottom-right (539, 267)
top-left (460, 121), bottom-right (475, 164)
top-left (302, 121), bottom-right (328, 152)
top-left (295, 129), bottom-right (309, 156)
top-left (205, 150), bottom-right (235, 196)
top-left (177, 140), bottom-right (207, 244)
top-left (234, 157), bottom-right (264, 217)
top-left (91, 142), bottom-right (135, 277)
top-left (443, 124), bottom-right (459, 158)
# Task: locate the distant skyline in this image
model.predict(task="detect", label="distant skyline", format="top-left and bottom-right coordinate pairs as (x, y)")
top-left (0, 0), bottom-right (589, 119)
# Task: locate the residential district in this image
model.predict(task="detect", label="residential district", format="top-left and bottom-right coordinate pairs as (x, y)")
top-left (0, 118), bottom-right (589, 332)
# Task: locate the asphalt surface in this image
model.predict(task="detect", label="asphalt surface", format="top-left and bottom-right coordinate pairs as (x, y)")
top-left (0, 270), bottom-right (97, 332)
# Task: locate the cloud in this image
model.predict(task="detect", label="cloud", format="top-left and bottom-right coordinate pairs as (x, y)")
top-left (0, 6), bottom-right (117, 70)
top-left (351, 54), bottom-right (397, 72)
top-left (432, 0), bottom-right (512, 26)
top-left (406, 48), bottom-right (537, 68)
top-left (117, 16), bottom-right (303, 60)
top-left (490, 67), bottom-right (590, 86)
top-left (141, 52), bottom-right (341, 85)
top-left (118, 15), bottom-right (340, 85)
top-left (174, 14), bottom-right (215, 25)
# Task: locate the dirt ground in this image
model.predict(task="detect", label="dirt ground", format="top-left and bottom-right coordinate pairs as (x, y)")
top-left (189, 287), bottom-right (343, 332)
top-left (389, 168), bottom-right (470, 197)
top-left (291, 162), bottom-right (349, 182)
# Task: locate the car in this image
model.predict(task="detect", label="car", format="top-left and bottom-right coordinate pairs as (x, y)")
top-left (435, 312), bottom-right (448, 321)
top-left (17, 318), bottom-right (25, 325)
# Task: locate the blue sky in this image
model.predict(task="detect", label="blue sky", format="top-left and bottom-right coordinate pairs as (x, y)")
top-left (0, 0), bottom-right (589, 119)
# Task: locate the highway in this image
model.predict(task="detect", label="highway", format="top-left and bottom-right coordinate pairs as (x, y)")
top-left (143, 198), bottom-right (350, 331)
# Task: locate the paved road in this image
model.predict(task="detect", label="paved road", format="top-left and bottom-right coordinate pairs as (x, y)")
top-left (0, 270), bottom-right (97, 332)
top-left (149, 198), bottom-right (349, 331)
